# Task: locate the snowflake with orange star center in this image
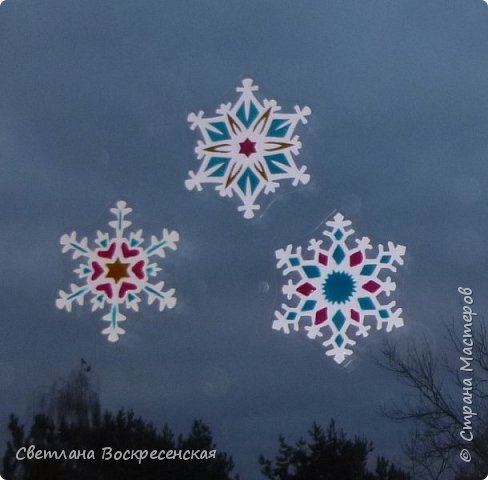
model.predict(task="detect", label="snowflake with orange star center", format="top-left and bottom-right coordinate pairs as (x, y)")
top-left (56, 201), bottom-right (179, 342)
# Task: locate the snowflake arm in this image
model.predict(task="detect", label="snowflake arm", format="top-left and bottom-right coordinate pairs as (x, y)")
top-left (60, 232), bottom-right (90, 259)
top-left (109, 201), bottom-right (132, 237)
top-left (101, 305), bottom-right (126, 343)
top-left (145, 229), bottom-right (179, 258)
top-left (144, 281), bottom-right (177, 311)
top-left (56, 284), bottom-right (89, 312)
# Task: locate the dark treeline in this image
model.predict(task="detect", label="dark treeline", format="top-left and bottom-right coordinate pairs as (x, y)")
top-left (2, 361), bottom-right (410, 480)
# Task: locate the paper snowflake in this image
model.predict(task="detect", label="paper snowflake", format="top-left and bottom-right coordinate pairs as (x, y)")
top-left (273, 213), bottom-right (406, 364)
top-left (186, 78), bottom-right (311, 219)
top-left (56, 201), bottom-right (179, 342)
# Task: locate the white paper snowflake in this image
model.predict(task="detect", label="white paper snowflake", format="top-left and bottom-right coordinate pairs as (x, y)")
top-left (56, 201), bottom-right (179, 342)
top-left (186, 78), bottom-right (311, 219)
top-left (274, 213), bottom-right (406, 364)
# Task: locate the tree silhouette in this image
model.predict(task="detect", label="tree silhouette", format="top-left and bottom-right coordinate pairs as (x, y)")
top-left (2, 361), bottom-right (422, 480)
top-left (2, 361), bottom-right (237, 480)
top-left (259, 420), bottom-right (409, 480)
top-left (378, 325), bottom-right (488, 480)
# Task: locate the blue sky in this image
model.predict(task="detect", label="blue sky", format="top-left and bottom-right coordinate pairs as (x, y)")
top-left (1, 0), bottom-right (488, 477)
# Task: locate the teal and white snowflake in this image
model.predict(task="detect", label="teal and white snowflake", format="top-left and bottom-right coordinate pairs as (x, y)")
top-left (274, 213), bottom-right (406, 364)
top-left (186, 78), bottom-right (311, 219)
top-left (56, 201), bottom-right (179, 342)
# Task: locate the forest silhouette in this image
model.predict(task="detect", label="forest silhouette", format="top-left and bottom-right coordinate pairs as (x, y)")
top-left (2, 360), bottom-right (410, 480)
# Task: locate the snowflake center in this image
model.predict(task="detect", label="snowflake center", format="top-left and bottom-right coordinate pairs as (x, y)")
top-left (322, 271), bottom-right (356, 304)
top-left (239, 138), bottom-right (257, 157)
top-left (105, 259), bottom-right (130, 283)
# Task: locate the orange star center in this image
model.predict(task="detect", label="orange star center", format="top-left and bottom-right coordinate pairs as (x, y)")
top-left (105, 259), bottom-right (130, 283)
